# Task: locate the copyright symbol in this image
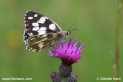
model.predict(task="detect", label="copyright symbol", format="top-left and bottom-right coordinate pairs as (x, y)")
top-left (96, 77), bottom-right (99, 80)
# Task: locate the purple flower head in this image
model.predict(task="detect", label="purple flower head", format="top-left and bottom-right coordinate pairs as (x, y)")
top-left (47, 38), bottom-right (84, 66)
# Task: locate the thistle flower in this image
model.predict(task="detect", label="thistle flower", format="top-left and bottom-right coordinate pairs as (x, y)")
top-left (47, 37), bottom-right (84, 82)
top-left (47, 38), bottom-right (84, 66)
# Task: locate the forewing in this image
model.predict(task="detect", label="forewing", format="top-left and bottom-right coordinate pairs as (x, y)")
top-left (24, 11), bottom-right (62, 45)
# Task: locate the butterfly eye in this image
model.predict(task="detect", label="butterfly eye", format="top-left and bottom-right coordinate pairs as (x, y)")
top-left (66, 32), bottom-right (70, 37)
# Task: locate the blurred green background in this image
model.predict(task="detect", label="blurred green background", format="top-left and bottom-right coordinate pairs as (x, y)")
top-left (0, 0), bottom-right (123, 82)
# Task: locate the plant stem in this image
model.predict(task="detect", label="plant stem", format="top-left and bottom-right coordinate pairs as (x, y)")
top-left (115, 0), bottom-right (122, 82)
top-left (62, 77), bottom-right (67, 82)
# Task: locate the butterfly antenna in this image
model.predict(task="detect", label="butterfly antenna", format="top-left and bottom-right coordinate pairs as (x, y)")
top-left (69, 29), bottom-right (78, 32)
top-left (68, 21), bottom-right (78, 32)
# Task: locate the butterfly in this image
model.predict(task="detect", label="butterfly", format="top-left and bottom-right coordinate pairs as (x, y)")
top-left (23, 11), bottom-right (71, 52)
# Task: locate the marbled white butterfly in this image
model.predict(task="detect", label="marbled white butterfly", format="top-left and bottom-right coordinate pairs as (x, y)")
top-left (23, 11), bottom-right (70, 52)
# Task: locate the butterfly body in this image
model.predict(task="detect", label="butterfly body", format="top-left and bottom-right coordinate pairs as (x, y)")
top-left (23, 11), bottom-right (69, 52)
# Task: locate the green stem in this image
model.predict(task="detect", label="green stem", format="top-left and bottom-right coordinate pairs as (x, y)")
top-left (115, 0), bottom-right (122, 82)
top-left (62, 77), bottom-right (67, 82)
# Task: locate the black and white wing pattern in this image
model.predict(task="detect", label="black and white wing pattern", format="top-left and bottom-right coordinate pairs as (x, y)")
top-left (23, 11), bottom-right (69, 52)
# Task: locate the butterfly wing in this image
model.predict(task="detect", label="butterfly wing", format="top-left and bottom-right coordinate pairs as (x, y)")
top-left (23, 11), bottom-right (68, 52)
top-left (27, 32), bottom-right (67, 52)
top-left (24, 11), bottom-right (62, 45)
